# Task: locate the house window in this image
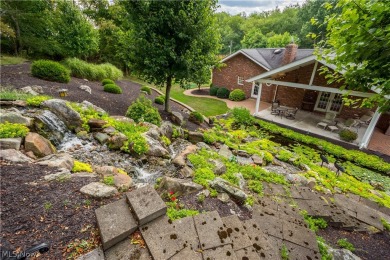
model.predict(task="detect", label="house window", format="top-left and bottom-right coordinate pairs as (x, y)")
top-left (237, 76), bottom-right (244, 85)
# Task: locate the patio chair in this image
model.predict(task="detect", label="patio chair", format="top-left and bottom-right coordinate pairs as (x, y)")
top-left (339, 118), bottom-right (359, 132)
top-left (356, 112), bottom-right (374, 126)
top-left (321, 112), bottom-right (337, 124)
top-left (270, 101), bottom-right (280, 115)
top-left (285, 107), bottom-right (299, 120)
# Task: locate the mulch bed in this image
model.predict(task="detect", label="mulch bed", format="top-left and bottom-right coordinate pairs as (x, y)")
top-left (0, 63), bottom-right (208, 131)
top-left (189, 88), bottom-right (211, 96)
top-left (0, 161), bottom-right (123, 259)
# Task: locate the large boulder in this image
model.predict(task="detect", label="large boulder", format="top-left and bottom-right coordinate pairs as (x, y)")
top-left (81, 100), bottom-right (106, 114)
top-left (285, 174), bottom-right (308, 185)
top-left (36, 153), bottom-right (74, 170)
top-left (0, 138), bottom-right (22, 150)
top-left (160, 121), bottom-right (173, 139)
top-left (210, 177), bottom-right (248, 201)
top-left (188, 131), bottom-right (204, 143)
top-left (107, 133), bottom-right (127, 150)
top-left (142, 134), bottom-right (169, 158)
top-left (80, 182), bottom-right (118, 198)
top-left (24, 132), bottom-right (56, 158)
top-left (44, 168), bottom-right (71, 181)
top-left (0, 111), bottom-right (33, 126)
top-left (0, 149), bottom-right (33, 163)
top-left (171, 111), bottom-right (184, 126)
top-left (329, 248), bottom-right (361, 260)
top-left (159, 176), bottom-right (202, 196)
top-left (94, 166), bottom-right (119, 177)
top-left (113, 173), bottom-right (133, 191)
top-left (41, 99), bottom-right (82, 129)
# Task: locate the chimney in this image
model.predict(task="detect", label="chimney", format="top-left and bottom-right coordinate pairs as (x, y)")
top-left (282, 43), bottom-right (298, 65)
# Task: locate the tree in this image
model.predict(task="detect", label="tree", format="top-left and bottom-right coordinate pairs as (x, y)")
top-left (241, 28), bottom-right (267, 48)
top-left (266, 32), bottom-right (298, 48)
top-left (123, 0), bottom-right (220, 112)
top-left (319, 0), bottom-right (390, 112)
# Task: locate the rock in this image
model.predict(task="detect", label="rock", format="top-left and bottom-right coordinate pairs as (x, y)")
top-left (94, 166), bottom-right (119, 177)
top-left (0, 138), bottom-right (22, 150)
top-left (299, 163), bottom-right (311, 171)
top-left (107, 133), bottom-right (127, 150)
top-left (102, 126), bottom-right (116, 135)
top-left (180, 166), bottom-right (194, 178)
top-left (25, 151), bottom-right (37, 160)
top-left (36, 153), bottom-right (74, 170)
top-left (25, 132), bottom-right (56, 158)
top-left (145, 128), bottom-right (161, 140)
top-left (234, 173), bottom-right (246, 190)
top-left (198, 189), bottom-right (210, 197)
top-left (88, 119), bottom-right (107, 130)
top-left (329, 248), bottom-right (361, 260)
top-left (160, 121), bottom-right (173, 139)
top-left (286, 174), bottom-right (308, 185)
top-left (42, 99), bottom-right (82, 129)
top-left (76, 131), bottom-right (89, 140)
top-left (209, 159), bottom-right (226, 175)
top-left (251, 154), bottom-right (264, 165)
top-left (188, 131), bottom-right (204, 143)
top-left (236, 156), bottom-right (253, 165)
top-left (210, 177), bottom-right (248, 201)
top-left (369, 181), bottom-right (385, 191)
top-left (79, 85), bottom-right (92, 94)
top-left (307, 177), bottom-right (316, 189)
top-left (171, 111), bottom-right (184, 126)
top-left (31, 85), bottom-right (44, 94)
top-left (217, 192), bottom-right (230, 203)
top-left (0, 100), bottom-right (27, 107)
top-left (44, 168), bottom-right (71, 181)
top-left (219, 144), bottom-right (233, 159)
top-left (197, 142), bottom-right (211, 150)
top-left (111, 116), bottom-right (134, 124)
top-left (80, 182), bottom-right (118, 198)
top-left (159, 176), bottom-right (203, 196)
top-left (81, 100), bottom-right (106, 114)
top-left (172, 144), bottom-right (198, 167)
top-left (20, 86), bottom-right (39, 96)
top-left (94, 132), bottom-right (109, 144)
top-left (0, 111), bottom-right (33, 126)
top-left (142, 134), bottom-right (169, 158)
top-left (235, 150), bottom-right (251, 158)
top-left (113, 173), bottom-right (133, 191)
top-left (0, 149), bottom-right (33, 163)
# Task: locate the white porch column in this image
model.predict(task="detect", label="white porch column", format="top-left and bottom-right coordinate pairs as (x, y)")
top-left (254, 82), bottom-right (262, 116)
top-left (359, 108), bottom-right (381, 149)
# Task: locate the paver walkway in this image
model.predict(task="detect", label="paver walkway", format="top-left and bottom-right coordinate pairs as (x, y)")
top-left (183, 88), bottom-right (270, 114)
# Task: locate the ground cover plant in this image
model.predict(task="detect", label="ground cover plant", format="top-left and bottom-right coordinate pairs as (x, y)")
top-left (0, 88), bottom-right (34, 101)
top-left (337, 238), bottom-right (355, 252)
top-left (188, 111), bottom-right (204, 125)
top-left (164, 191), bottom-right (199, 221)
top-left (31, 60), bottom-right (70, 83)
top-left (154, 95), bottom-right (165, 105)
top-left (72, 161), bottom-right (93, 173)
top-left (0, 122), bottom-right (29, 138)
top-left (26, 95), bottom-right (52, 107)
top-left (140, 85), bottom-right (151, 95)
top-left (0, 55), bottom-right (26, 65)
top-left (64, 58), bottom-right (122, 81)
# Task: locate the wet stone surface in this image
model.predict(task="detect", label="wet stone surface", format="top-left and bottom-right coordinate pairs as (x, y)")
top-left (221, 215), bottom-right (252, 251)
top-left (170, 247), bottom-right (203, 260)
top-left (282, 220), bottom-right (319, 252)
top-left (284, 241), bottom-right (321, 260)
top-left (234, 246), bottom-right (261, 260)
top-left (172, 216), bottom-right (200, 250)
top-left (202, 244), bottom-right (237, 260)
top-left (104, 239), bottom-right (151, 260)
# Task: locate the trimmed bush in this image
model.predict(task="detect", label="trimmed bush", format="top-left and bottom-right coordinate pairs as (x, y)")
top-left (155, 95), bottom-right (165, 105)
top-left (216, 87), bottom-right (230, 99)
top-left (229, 89), bottom-right (246, 101)
top-left (104, 84), bottom-right (122, 94)
top-left (189, 111), bottom-right (204, 125)
top-left (31, 60), bottom-right (70, 83)
top-left (64, 58), bottom-right (123, 81)
top-left (141, 85), bottom-right (151, 95)
top-left (102, 79), bottom-right (115, 86)
top-left (126, 95), bottom-right (162, 126)
top-left (339, 129), bottom-right (358, 142)
top-left (210, 86), bottom-right (218, 96)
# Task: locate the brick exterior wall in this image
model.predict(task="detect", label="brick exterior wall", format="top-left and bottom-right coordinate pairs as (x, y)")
top-left (212, 53), bottom-right (267, 98)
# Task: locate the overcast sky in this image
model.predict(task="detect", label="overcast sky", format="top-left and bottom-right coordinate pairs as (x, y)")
top-left (217, 0), bottom-right (306, 15)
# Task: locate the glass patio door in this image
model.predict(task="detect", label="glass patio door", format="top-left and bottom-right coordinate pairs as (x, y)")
top-left (315, 92), bottom-right (343, 113)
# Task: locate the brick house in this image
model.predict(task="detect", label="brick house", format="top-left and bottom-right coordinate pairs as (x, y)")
top-left (212, 44), bottom-right (389, 150)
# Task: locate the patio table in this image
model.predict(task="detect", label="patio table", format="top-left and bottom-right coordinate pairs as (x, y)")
top-left (275, 106), bottom-right (292, 119)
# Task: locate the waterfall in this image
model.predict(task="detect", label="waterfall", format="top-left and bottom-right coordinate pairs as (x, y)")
top-left (35, 110), bottom-right (69, 146)
top-left (134, 167), bottom-right (162, 184)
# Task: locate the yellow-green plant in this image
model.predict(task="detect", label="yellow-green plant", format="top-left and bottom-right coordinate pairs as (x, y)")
top-left (0, 122), bottom-right (29, 138)
top-left (72, 161), bottom-right (93, 173)
top-left (26, 95), bottom-right (52, 107)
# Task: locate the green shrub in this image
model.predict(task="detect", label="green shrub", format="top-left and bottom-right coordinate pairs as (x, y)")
top-left (154, 95), bottom-right (165, 105)
top-left (339, 129), bottom-right (358, 142)
top-left (31, 60), bottom-right (70, 83)
top-left (0, 122), bottom-right (29, 138)
top-left (26, 95), bottom-right (52, 107)
top-left (216, 87), bottom-right (230, 99)
top-left (126, 95), bottom-right (162, 126)
top-left (104, 84), bottom-right (122, 94)
top-left (102, 79), bottom-right (115, 85)
top-left (231, 107), bottom-right (253, 126)
top-left (72, 161), bottom-right (93, 173)
top-left (210, 86), bottom-right (218, 96)
top-left (229, 89), bottom-right (246, 101)
top-left (140, 85), bottom-right (151, 95)
top-left (64, 58), bottom-right (122, 81)
top-left (337, 238), bottom-right (355, 252)
top-left (189, 111), bottom-right (204, 124)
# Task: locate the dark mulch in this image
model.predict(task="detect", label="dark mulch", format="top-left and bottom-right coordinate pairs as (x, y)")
top-left (0, 63), bottom-right (208, 131)
top-left (318, 227), bottom-right (390, 260)
top-left (189, 88), bottom-right (211, 96)
top-left (0, 161), bottom-right (121, 259)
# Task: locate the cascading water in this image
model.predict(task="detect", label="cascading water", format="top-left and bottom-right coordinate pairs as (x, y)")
top-left (134, 167), bottom-right (162, 184)
top-left (35, 110), bottom-right (69, 146)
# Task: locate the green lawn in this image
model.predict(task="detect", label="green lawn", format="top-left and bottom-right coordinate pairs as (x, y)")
top-left (0, 55), bottom-right (26, 65)
top-left (125, 76), bottom-right (229, 117)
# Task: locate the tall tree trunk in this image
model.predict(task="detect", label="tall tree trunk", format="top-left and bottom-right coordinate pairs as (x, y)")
top-left (10, 15), bottom-right (21, 55)
top-left (164, 75), bottom-right (172, 112)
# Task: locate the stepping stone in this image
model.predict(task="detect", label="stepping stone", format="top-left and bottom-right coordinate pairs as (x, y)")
top-left (257, 196), bottom-right (279, 211)
top-left (296, 187), bottom-right (322, 200)
top-left (170, 247), bottom-right (202, 260)
top-left (140, 215), bottom-right (184, 260)
top-left (126, 185), bottom-right (167, 225)
top-left (334, 194), bottom-right (358, 216)
top-left (202, 244), bottom-right (237, 260)
top-left (193, 211), bottom-right (232, 250)
top-left (242, 219), bottom-right (280, 259)
top-left (268, 183), bottom-right (287, 197)
top-left (76, 247), bottom-right (104, 260)
top-left (234, 246), bottom-right (261, 260)
top-left (172, 216), bottom-right (200, 250)
top-left (296, 199), bottom-right (332, 219)
top-left (290, 186), bottom-right (304, 199)
top-left (105, 239), bottom-right (151, 260)
top-left (355, 204), bottom-right (383, 230)
top-left (282, 220), bottom-right (319, 252)
top-left (252, 207), bottom-right (283, 239)
top-left (95, 199), bottom-right (138, 250)
top-left (284, 241), bottom-right (321, 260)
top-left (222, 215), bottom-right (252, 251)
top-left (80, 182), bottom-right (118, 198)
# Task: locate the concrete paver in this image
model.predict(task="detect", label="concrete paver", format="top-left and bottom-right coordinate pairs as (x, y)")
top-left (170, 247), bottom-right (202, 260)
top-left (234, 246), bottom-right (261, 260)
top-left (202, 244), bottom-right (237, 260)
top-left (172, 216), bottom-right (200, 250)
top-left (284, 241), bottom-right (321, 260)
top-left (282, 220), bottom-right (319, 252)
top-left (104, 239), bottom-right (151, 260)
top-left (221, 215), bottom-right (252, 251)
